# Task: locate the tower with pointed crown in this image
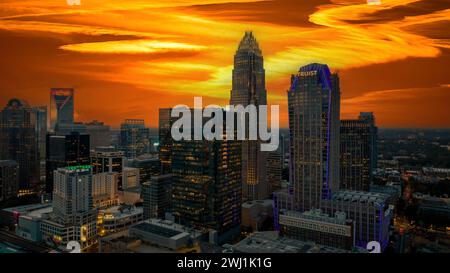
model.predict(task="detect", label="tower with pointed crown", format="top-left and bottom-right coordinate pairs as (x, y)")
top-left (230, 31), bottom-right (268, 201)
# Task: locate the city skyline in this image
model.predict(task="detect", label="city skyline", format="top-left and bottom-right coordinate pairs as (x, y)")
top-left (0, 1), bottom-right (449, 256)
top-left (0, 0), bottom-right (449, 128)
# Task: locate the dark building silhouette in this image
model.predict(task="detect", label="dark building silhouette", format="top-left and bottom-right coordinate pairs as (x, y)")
top-left (85, 120), bottom-right (111, 149)
top-left (358, 112), bottom-right (378, 183)
top-left (0, 99), bottom-right (39, 191)
top-left (120, 119), bottom-right (150, 159)
top-left (0, 160), bottom-right (19, 203)
top-left (267, 150), bottom-right (282, 195)
top-left (142, 174), bottom-right (172, 220)
top-left (45, 132), bottom-right (90, 193)
top-left (127, 155), bottom-right (161, 185)
top-left (171, 110), bottom-right (242, 244)
top-left (340, 119), bottom-right (371, 191)
top-left (158, 108), bottom-right (172, 174)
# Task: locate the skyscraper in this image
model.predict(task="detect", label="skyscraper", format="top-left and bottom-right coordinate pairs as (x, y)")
top-left (91, 146), bottom-right (125, 175)
top-left (91, 146), bottom-right (124, 190)
top-left (142, 174), bottom-right (173, 220)
top-left (45, 132), bottom-right (90, 194)
top-left (171, 110), bottom-right (242, 244)
top-left (288, 63), bottom-right (340, 211)
top-left (267, 150), bottom-right (282, 195)
top-left (84, 120), bottom-right (111, 149)
top-left (50, 88), bottom-right (74, 132)
top-left (127, 155), bottom-right (161, 185)
top-left (120, 119), bottom-right (151, 159)
top-left (0, 160), bottom-right (19, 203)
top-left (230, 31), bottom-right (268, 201)
top-left (33, 106), bottom-right (47, 162)
top-left (41, 165), bottom-right (97, 250)
top-left (340, 119), bottom-right (371, 191)
top-left (359, 112), bottom-right (378, 183)
top-left (158, 108), bottom-right (172, 174)
top-left (0, 99), bottom-right (39, 192)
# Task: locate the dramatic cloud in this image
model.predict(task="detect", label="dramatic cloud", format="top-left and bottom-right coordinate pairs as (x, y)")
top-left (0, 0), bottom-right (449, 127)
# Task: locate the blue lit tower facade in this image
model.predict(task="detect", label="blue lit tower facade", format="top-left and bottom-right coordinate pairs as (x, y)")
top-left (288, 63), bottom-right (340, 212)
top-left (230, 31), bottom-right (268, 201)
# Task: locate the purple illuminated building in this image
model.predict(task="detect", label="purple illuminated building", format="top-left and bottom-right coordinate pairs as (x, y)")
top-left (287, 63), bottom-right (340, 211)
top-left (277, 63), bottom-right (392, 252)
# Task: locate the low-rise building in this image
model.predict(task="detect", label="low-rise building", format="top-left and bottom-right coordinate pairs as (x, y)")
top-left (226, 231), bottom-right (367, 253)
top-left (99, 219), bottom-right (202, 253)
top-left (98, 205), bottom-right (143, 236)
top-left (279, 209), bottom-right (354, 250)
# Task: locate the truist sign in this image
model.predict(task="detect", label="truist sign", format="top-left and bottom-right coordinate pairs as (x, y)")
top-left (171, 97), bottom-right (279, 152)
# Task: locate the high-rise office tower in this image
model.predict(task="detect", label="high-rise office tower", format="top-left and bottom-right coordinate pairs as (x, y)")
top-left (142, 174), bottom-right (173, 220)
top-left (0, 99), bottom-right (39, 192)
top-left (120, 119), bottom-right (151, 159)
top-left (358, 112), bottom-right (378, 183)
top-left (230, 31), bottom-right (268, 201)
top-left (171, 110), bottom-right (242, 244)
top-left (41, 165), bottom-right (97, 250)
top-left (92, 172), bottom-right (119, 208)
top-left (45, 132), bottom-right (90, 194)
top-left (0, 160), bottom-right (19, 203)
top-left (158, 108), bottom-right (172, 174)
top-left (267, 150), bottom-right (282, 195)
top-left (91, 146), bottom-right (124, 190)
top-left (288, 63), bottom-right (340, 212)
top-left (127, 155), bottom-right (161, 185)
top-left (33, 106), bottom-right (47, 162)
top-left (85, 120), bottom-right (111, 149)
top-left (340, 119), bottom-right (371, 191)
top-left (91, 146), bottom-right (125, 174)
top-left (50, 88), bottom-right (74, 132)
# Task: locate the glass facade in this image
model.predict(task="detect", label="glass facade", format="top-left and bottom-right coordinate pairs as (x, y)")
top-left (230, 31), bottom-right (268, 201)
top-left (171, 110), bottom-right (242, 243)
top-left (120, 119), bottom-right (150, 159)
top-left (158, 108), bottom-right (172, 174)
top-left (340, 119), bottom-right (371, 191)
top-left (0, 99), bottom-right (39, 191)
top-left (288, 64), bottom-right (340, 212)
top-left (45, 132), bottom-right (90, 193)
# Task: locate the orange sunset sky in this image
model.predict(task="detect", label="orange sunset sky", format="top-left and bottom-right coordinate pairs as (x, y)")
top-left (0, 0), bottom-right (449, 128)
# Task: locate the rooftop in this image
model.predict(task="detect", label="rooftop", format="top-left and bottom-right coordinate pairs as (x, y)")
top-left (100, 205), bottom-right (143, 219)
top-left (3, 203), bottom-right (51, 214)
top-left (281, 209), bottom-right (348, 225)
top-left (332, 190), bottom-right (390, 207)
top-left (229, 232), bottom-right (362, 253)
top-left (131, 219), bottom-right (203, 239)
top-left (242, 199), bottom-right (273, 209)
